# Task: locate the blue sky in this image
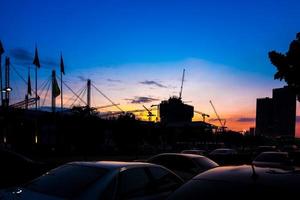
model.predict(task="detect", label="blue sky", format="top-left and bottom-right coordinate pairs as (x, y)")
top-left (0, 0), bottom-right (300, 133)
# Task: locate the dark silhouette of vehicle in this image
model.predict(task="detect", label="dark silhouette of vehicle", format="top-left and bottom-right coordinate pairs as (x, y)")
top-left (147, 153), bottom-right (219, 181)
top-left (252, 151), bottom-right (293, 168)
top-left (181, 150), bottom-right (207, 156)
top-left (0, 149), bottom-right (50, 189)
top-left (280, 144), bottom-right (299, 153)
top-left (167, 165), bottom-right (300, 200)
top-left (253, 146), bottom-right (277, 156)
top-left (0, 161), bottom-right (183, 200)
top-left (209, 148), bottom-right (237, 156)
top-left (208, 148), bottom-right (238, 165)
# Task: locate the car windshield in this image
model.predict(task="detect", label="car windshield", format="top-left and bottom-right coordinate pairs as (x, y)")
top-left (193, 157), bottom-right (218, 169)
top-left (26, 164), bottom-right (109, 198)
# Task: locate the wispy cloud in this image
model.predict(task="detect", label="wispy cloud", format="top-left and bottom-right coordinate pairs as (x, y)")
top-left (107, 78), bottom-right (122, 83)
top-left (139, 80), bottom-right (167, 88)
top-left (236, 117), bottom-right (256, 122)
top-left (10, 48), bottom-right (58, 66)
top-left (125, 96), bottom-right (160, 104)
top-left (77, 76), bottom-right (88, 81)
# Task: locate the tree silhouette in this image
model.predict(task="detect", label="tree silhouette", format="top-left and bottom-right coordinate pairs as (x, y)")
top-left (269, 32), bottom-right (300, 101)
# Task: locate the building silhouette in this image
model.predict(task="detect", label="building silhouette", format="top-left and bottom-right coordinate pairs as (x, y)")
top-left (255, 86), bottom-right (296, 137)
top-left (159, 97), bottom-right (194, 125)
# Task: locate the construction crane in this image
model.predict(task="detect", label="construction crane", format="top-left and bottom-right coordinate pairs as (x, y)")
top-left (151, 104), bottom-right (159, 122)
top-left (209, 100), bottom-right (226, 132)
top-left (95, 103), bottom-right (120, 110)
top-left (194, 110), bottom-right (210, 122)
top-left (179, 69), bottom-right (185, 100)
top-left (143, 105), bottom-right (156, 121)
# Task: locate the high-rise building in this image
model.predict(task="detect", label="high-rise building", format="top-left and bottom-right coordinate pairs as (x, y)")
top-left (255, 86), bottom-right (296, 137)
top-left (255, 97), bottom-right (273, 136)
top-left (272, 87), bottom-right (296, 136)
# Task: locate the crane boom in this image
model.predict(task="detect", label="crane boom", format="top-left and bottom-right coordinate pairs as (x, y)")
top-left (209, 100), bottom-right (224, 127)
top-left (179, 69), bottom-right (185, 99)
top-left (194, 110), bottom-right (210, 122)
top-left (95, 103), bottom-right (120, 109)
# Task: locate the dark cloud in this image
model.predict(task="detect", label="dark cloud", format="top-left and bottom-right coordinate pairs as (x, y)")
top-left (125, 96), bottom-right (159, 104)
top-left (10, 48), bottom-right (32, 61)
top-left (107, 78), bottom-right (122, 83)
top-left (139, 80), bottom-right (167, 88)
top-left (10, 48), bottom-right (58, 66)
top-left (236, 117), bottom-right (256, 122)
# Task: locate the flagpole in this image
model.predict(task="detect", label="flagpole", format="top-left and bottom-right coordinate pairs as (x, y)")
top-left (0, 54), bottom-right (2, 106)
top-left (61, 67), bottom-right (63, 111)
top-left (52, 70), bottom-right (54, 112)
top-left (35, 64), bottom-right (37, 110)
top-left (0, 41), bottom-right (4, 107)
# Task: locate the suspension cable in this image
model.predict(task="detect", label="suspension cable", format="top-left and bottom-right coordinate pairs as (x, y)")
top-left (71, 86), bottom-right (86, 107)
top-left (57, 75), bottom-right (87, 106)
top-left (65, 85), bottom-right (85, 106)
top-left (91, 82), bottom-right (123, 112)
top-left (42, 80), bottom-right (51, 107)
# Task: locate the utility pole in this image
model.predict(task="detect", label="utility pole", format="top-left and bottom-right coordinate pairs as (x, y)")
top-left (52, 70), bottom-right (56, 113)
top-left (87, 79), bottom-right (91, 108)
top-left (4, 57), bottom-right (10, 107)
top-left (0, 41), bottom-right (4, 107)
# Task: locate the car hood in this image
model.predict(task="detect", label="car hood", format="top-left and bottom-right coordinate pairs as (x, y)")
top-left (0, 187), bottom-right (63, 200)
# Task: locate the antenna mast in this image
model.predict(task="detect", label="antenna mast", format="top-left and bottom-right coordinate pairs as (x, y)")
top-left (179, 69), bottom-right (185, 99)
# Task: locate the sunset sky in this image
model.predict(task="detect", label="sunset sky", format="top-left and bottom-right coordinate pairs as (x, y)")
top-left (0, 0), bottom-right (300, 137)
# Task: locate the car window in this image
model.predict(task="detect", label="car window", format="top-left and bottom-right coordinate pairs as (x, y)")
top-left (172, 156), bottom-right (195, 171)
top-left (118, 167), bottom-right (151, 199)
top-left (150, 155), bottom-right (196, 172)
top-left (148, 166), bottom-right (183, 193)
top-left (25, 164), bottom-right (109, 198)
top-left (149, 156), bottom-right (169, 166)
top-left (193, 157), bottom-right (218, 170)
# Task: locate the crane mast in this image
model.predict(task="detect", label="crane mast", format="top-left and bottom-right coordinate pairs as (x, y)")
top-left (209, 100), bottom-right (225, 130)
top-left (179, 69), bottom-right (185, 99)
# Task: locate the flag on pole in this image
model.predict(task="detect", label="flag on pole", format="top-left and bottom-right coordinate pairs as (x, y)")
top-left (0, 40), bottom-right (4, 55)
top-left (33, 47), bottom-right (40, 68)
top-left (60, 54), bottom-right (65, 75)
top-left (53, 76), bottom-right (61, 97)
top-left (27, 68), bottom-right (32, 95)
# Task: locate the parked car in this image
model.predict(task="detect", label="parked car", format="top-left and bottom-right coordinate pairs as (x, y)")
top-left (181, 150), bottom-right (206, 156)
top-left (147, 153), bottom-right (218, 181)
top-left (167, 165), bottom-right (300, 200)
top-left (0, 149), bottom-right (50, 189)
top-left (252, 151), bottom-right (293, 168)
top-left (208, 148), bottom-right (238, 165)
top-left (209, 148), bottom-right (237, 156)
top-left (0, 161), bottom-right (183, 200)
top-left (253, 146), bottom-right (277, 156)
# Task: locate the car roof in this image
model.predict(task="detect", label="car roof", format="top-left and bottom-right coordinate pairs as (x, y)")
top-left (194, 165), bottom-right (300, 186)
top-left (258, 151), bottom-right (288, 155)
top-left (68, 161), bottom-right (157, 170)
top-left (150, 153), bottom-right (206, 159)
top-left (211, 148), bottom-right (235, 152)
